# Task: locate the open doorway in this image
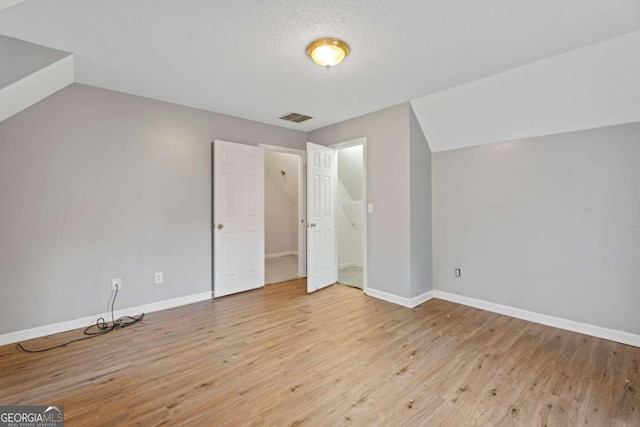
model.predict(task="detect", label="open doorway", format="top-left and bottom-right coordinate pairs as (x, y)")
top-left (263, 146), bottom-right (306, 284)
top-left (335, 142), bottom-right (366, 289)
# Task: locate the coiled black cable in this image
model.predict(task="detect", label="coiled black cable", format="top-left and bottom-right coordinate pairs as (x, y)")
top-left (16, 285), bottom-right (144, 353)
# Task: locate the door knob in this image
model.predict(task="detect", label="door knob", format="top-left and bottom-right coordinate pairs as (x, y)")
top-left (216, 224), bottom-right (224, 229)
top-left (307, 223), bottom-right (316, 228)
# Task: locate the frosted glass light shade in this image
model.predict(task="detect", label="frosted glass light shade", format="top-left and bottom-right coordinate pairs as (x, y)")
top-left (307, 38), bottom-right (350, 69)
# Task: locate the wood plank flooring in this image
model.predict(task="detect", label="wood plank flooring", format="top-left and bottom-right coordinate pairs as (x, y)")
top-left (1, 280), bottom-right (638, 426)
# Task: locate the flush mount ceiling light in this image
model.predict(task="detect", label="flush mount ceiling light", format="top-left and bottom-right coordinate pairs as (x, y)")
top-left (306, 38), bottom-right (350, 69)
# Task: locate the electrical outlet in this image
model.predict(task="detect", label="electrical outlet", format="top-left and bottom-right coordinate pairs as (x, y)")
top-left (112, 277), bottom-right (122, 290)
top-left (155, 272), bottom-right (163, 284)
top-left (455, 268), bottom-right (461, 278)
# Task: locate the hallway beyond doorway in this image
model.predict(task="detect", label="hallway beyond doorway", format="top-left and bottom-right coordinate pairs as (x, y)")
top-left (265, 254), bottom-right (298, 284)
top-left (338, 265), bottom-right (363, 289)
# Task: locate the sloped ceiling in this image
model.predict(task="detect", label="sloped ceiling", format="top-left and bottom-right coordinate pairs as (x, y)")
top-left (0, 35), bottom-right (73, 123)
top-left (412, 31), bottom-right (640, 152)
top-left (0, 35), bottom-right (69, 88)
top-left (0, 0), bottom-right (25, 11)
top-left (1, 0), bottom-right (639, 139)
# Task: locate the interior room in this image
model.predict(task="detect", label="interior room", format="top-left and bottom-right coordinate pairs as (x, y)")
top-left (264, 150), bottom-right (301, 284)
top-left (1, 1), bottom-right (639, 425)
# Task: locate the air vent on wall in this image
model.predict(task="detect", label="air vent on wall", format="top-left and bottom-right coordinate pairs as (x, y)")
top-left (279, 112), bottom-right (313, 123)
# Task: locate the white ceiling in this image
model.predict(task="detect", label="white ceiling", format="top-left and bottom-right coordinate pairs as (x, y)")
top-left (0, 0), bottom-right (25, 12)
top-left (412, 31), bottom-right (640, 152)
top-left (1, 1), bottom-right (639, 133)
top-left (0, 35), bottom-right (74, 122)
top-left (0, 35), bottom-right (69, 88)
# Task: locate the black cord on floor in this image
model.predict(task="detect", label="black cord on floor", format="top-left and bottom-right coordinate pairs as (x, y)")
top-left (16, 285), bottom-right (144, 353)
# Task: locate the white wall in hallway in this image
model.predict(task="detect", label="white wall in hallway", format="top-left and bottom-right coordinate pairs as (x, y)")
top-left (337, 181), bottom-right (362, 268)
top-left (337, 145), bottom-right (364, 269)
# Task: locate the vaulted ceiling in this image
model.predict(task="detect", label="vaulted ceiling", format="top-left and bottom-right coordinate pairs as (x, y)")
top-left (1, 1), bottom-right (639, 150)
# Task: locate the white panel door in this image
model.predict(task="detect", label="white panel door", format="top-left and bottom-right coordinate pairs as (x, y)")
top-left (214, 140), bottom-right (264, 297)
top-left (306, 142), bottom-right (337, 293)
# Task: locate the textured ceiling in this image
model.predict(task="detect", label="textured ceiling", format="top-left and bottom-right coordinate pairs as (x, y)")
top-left (1, 1), bottom-right (639, 132)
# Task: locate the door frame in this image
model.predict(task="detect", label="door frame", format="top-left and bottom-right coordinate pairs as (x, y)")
top-left (330, 137), bottom-right (368, 293)
top-left (259, 144), bottom-right (307, 278)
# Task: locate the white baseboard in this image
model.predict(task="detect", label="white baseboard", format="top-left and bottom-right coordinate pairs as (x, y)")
top-left (0, 291), bottom-right (212, 347)
top-left (338, 262), bottom-right (363, 269)
top-left (365, 288), bottom-right (434, 309)
top-left (433, 290), bottom-right (640, 348)
top-left (410, 290), bottom-right (434, 308)
top-left (265, 251), bottom-right (298, 259)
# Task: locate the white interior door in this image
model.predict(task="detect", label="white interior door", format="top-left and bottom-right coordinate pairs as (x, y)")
top-left (214, 140), bottom-right (264, 297)
top-left (306, 142), bottom-right (337, 293)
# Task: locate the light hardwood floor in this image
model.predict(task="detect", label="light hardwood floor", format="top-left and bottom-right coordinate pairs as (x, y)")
top-left (1, 280), bottom-right (638, 426)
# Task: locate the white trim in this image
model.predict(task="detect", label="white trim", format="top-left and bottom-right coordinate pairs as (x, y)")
top-left (338, 262), bottom-right (363, 269)
top-left (361, 141), bottom-right (368, 295)
top-left (265, 251), bottom-right (298, 259)
top-left (331, 137), bottom-right (367, 150)
top-left (297, 153), bottom-right (306, 278)
top-left (433, 291), bottom-right (640, 348)
top-left (410, 290), bottom-right (435, 308)
top-left (0, 291), bottom-right (212, 347)
top-left (365, 288), bottom-right (434, 309)
top-left (0, 54), bottom-right (74, 123)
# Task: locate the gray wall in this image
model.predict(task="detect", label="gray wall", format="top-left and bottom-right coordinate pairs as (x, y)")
top-left (0, 35), bottom-right (70, 88)
top-left (0, 84), bottom-right (306, 334)
top-left (433, 122), bottom-right (640, 334)
top-left (4, 78), bottom-right (635, 339)
top-left (409, 107), bottom-right (433, 297)
top-left (309, 103), bottom-right (412, 298)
